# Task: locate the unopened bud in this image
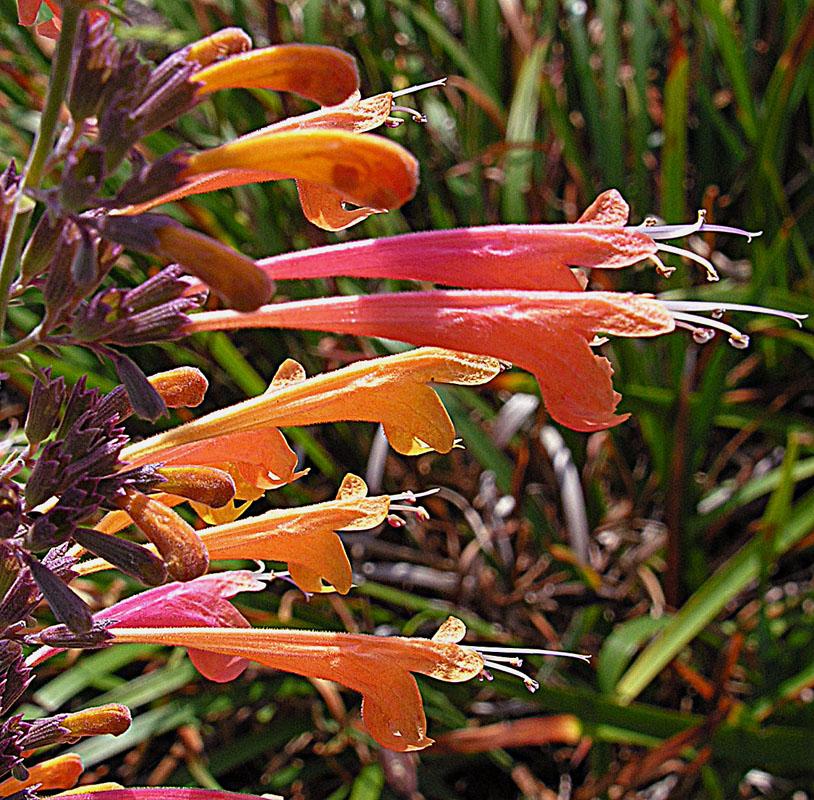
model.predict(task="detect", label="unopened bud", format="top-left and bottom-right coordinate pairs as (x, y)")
top-left (63, 703), bottom-right (132, 738)
top-left (25, 370), bottom-right (66, 446)
top-left (156, 466), bottom-right (236, 508)
top-left (118, 490), bottom-right (209, 582)
top-left (149, 367), bottom-right (208, 408)
top-left (185, 28), bottom-right (252, 67)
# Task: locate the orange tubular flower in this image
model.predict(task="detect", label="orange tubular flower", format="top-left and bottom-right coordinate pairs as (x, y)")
top-left (118, 129), bottom-right (419, 227)
top-left (122, 348), bottom-right (502, 463)
top-left (108, 619), bottom-right (485, 751)
top-left (195, 473), bottom-right (389, 594)
top-left (184, 292), bottom-right (675, 432)
top-left (79, 474), bottom-right (390, 593)
top-left (114, 35), bottom-right (434, 229)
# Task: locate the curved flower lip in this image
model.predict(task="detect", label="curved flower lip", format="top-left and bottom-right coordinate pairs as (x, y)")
top-left (193, 43), bottom-right (360, 107)
top-left (122, 347), bottom-right (502, 461)
top-left (107, 624), bottom-right (484, 751)
top-left (142, 427), bottom-right (306, 501)
top-left (197, 473), bottom-right (390, 594)
top-left (184, 291), bottom-right (675, 432)
top-left (28, 570), bottom-right (264, 681)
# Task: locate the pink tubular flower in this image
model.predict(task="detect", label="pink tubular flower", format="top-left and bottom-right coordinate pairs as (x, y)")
top-left (256, 189), bottom-right (656, 289)
top-left (55, 791), bottom-right (268, 800)
top-left (185, 293), bottom-right (805, 432)
top-left (30, 571), bottom-right (264, 681)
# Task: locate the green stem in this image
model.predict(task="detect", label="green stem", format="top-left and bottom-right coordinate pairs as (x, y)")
top-left (0, 2), bottom-right (81, 336)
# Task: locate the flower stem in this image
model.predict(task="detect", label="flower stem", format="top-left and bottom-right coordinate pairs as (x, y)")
top-left (0, 2), bottom-right (81, 337)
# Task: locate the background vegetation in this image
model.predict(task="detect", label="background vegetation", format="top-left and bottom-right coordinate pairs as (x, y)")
top-left (1, 0), bottom-right (813, 797)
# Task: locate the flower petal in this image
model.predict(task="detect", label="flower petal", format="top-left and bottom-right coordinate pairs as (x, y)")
top-left (194, 44), bottom-right (360, 106)
top-left (139, 427), bottom-right (305, 500)
top-left (123, 348), bottom-right (502, 461)
top-left (108, 627), bottom-right (484, 751)
top-left (198, 474), bottom-right (389, 593)
top-left (17, 0), bottom-right (42, 26)
top-left (296, 180), bottom-right (382, 231)
top-left (577, 188), bottom-right (630, 226)
top-left (185, 292), bottom-right (674, 432)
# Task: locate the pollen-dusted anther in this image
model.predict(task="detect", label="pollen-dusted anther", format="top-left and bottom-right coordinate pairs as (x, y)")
top-left (62, 703), bottom-right (132, 738)
top-left (469, 646), bottom-right (591, 693)
top-left (156, 466), bottom-right (237, 508)
top-left (116, 489), bottom-right (208, 582)
top-left (632, 209), bottom-right (762, 282)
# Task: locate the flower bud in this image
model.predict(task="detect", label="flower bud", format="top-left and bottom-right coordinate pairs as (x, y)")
top-left (149, 367), bottom-right (208, 409)
top-left (117, 490), bottom-right (209, 582)
top-left (25, 370), bottom-right (66, 447)
top-left (62, 703), bottom-right (132, 738)
top-left (155, 466), bottom-right (236, 509)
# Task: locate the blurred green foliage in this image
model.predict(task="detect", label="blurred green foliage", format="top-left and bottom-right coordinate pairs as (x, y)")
top-left (2, 0), bottom-right (814, 797)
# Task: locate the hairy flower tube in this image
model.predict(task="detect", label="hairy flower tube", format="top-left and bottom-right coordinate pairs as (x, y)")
top-left (252, 188), bottom-right (759, 287)
top-left (38, 616), bottom-right (587, 752)
top-left (122, 348), bottom-right (502, 463)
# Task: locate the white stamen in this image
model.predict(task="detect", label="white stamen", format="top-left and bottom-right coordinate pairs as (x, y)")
top-left (478, 654), bottom-right (524, 667)
top-left (656, 243), bottom-right (719, 282)
top-left (481, 659), bottom-right (540, 692)
top-left (699, 224), bottom-right (762, 242)
top-left (474, 646), bottom-right (592, 664)
top-left (670, 312), bottom-right (750, 348)
top-left (391, 77), bottom-right (448, 98)
top-left (389, 487), bottom-right (440, 503)
top-left (663, 301), bottom-right (807, 327)
top-left (390, 105), bottom-right (427, 124)
top-left (389, 503), bottom-right (430, 521)
top-left (635, 210), bottom-right (706, 239)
